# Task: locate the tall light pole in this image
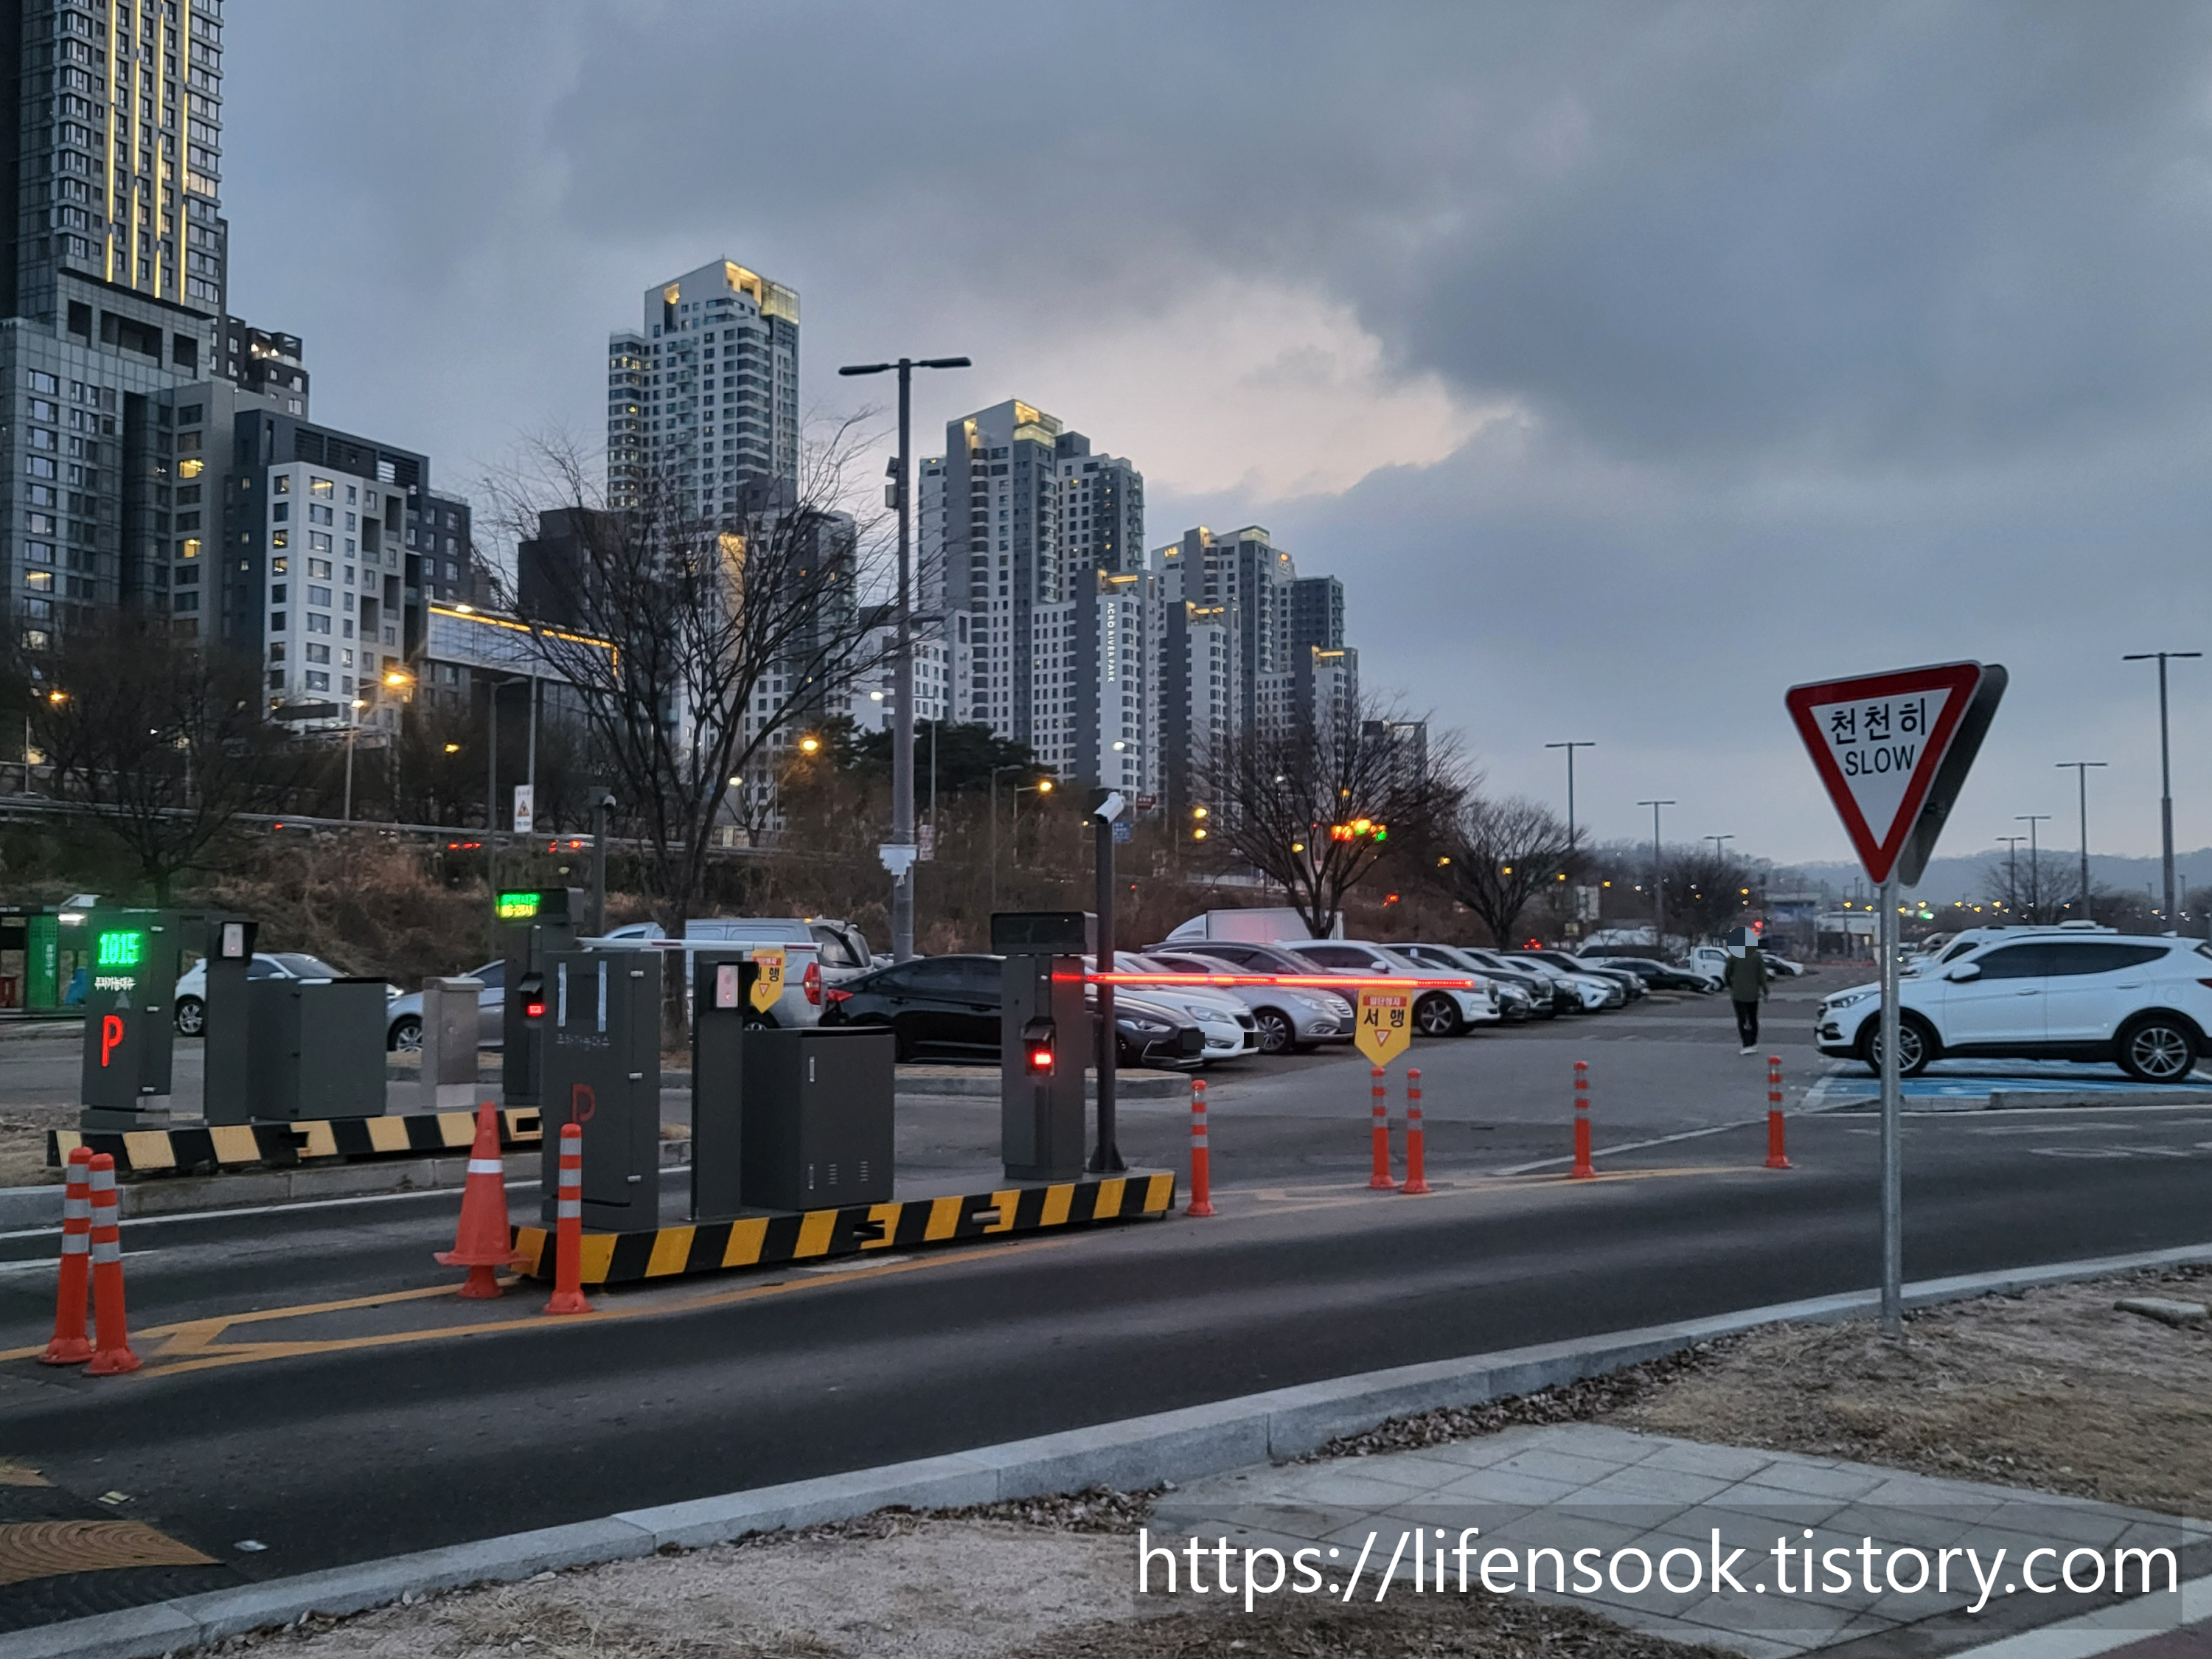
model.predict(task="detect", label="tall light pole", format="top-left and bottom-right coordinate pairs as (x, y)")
top-left (840, 354), bottom-right (972, 963)
top-left (2055, 761), bottom-right (2107, 922)
top-left (1704, 832), bottom-right (1733, 858)
top-left (2016, 814), bottom-right (2051, 921)
top-left (1544, 741), bottom-right (1595, 854)
top-left (1997, 835), bottom-right (2025, 913)
top-left (1638, 799), bottom-right (1674, 947)
top-left (2123, 651), bottom-right (2200, 931)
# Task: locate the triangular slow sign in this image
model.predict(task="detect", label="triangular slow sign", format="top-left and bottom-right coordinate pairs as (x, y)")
top-left (1785, 661), bottom-right (2006, 886)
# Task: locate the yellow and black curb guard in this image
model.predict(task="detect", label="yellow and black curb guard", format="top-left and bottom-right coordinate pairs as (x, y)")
top-left (512, 1171), bottom-right (1177, 1287)
top-left (48, 1109), bottom-right (543, 1175)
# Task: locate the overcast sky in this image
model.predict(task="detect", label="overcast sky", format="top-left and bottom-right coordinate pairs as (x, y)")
top-left (220, 2), bottom-right (2212, 871)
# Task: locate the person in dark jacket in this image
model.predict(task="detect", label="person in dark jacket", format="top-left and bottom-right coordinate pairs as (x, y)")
top-left (1722, 939), bottom-right (1767, 1052)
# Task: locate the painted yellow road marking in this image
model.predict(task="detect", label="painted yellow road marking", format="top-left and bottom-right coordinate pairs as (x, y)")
top-left (0, 1520), bottom-right (214, 1585)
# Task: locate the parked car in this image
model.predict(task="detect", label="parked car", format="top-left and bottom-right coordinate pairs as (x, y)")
top-left (1125, 947), bottom-right (1351, 1053)
top-left (1685, 943), bottom-right (1804, 984)
top-left (1816, 932), bottom-right (2212, 1082)
top-left (1391, 943), bottom-right (1556, 1020)
top-left (175, 953), bottom-right (400, 1040)
top-left (591, 926), bottom-right (824, 1027)
top-left (1512, 949), bottom-right (1648, 1001)
top-left (383, 960), bottom-right (506, 1052)
top-left (1466, 947), bottom-right (1617, 1012)
top-left (1091, 954), bottom-right (1260, 1061)
top-left (1583, 955), bottom-right (1719, 993)
top-left (819, 953), bottom-right (1212, 1068)
top-left (1270, 939), bottom-right (1499, 1037)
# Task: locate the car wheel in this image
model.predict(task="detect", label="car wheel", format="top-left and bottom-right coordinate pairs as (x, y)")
top-left (2117, 1015), bottom-right (2197, 1083)
top-left (388, 1014), bottom-right (422, 1053)
top-left (1251, 1006), bottom-right (1296, 1055)
top-left (1861, 1013), bottom-right (1935, 1078)
top-left (1413, 992), bottom-right (1464, 1038)
top-left (742, 1012), bottom-right (776, 1032)
top-left (174, 995), bottom-right (205, 1037)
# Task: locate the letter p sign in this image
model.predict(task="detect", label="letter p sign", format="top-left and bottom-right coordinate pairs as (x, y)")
top-left (100, 1013), bottom-right (124, 1068)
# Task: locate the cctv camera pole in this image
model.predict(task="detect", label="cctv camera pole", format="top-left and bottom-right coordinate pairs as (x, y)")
top-left (1090, 789), bottom-right (1124, 1174)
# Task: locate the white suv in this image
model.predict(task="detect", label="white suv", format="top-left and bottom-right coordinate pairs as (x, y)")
top-left (1816, 931), bottom-right (2212, 1082)
top-left (1273, 939), bottom-right (1499, 1036)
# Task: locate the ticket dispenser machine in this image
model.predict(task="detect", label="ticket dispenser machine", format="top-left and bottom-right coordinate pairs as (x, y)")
top-left (992, 912), bottom-right (1096, 1183)
top-left (539, 948), bottom-right (661, 1231)
top-left (498, 887), bottom-right (580, 1108)
top-left (689, 952), bottom-right (757, 1222)
top-left (78, 909), bottom-right (181, 1131)
top-left (199, 915), bottom-right (259, 1127)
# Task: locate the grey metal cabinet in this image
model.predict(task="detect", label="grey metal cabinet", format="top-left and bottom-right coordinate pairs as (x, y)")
top-left (740, 1027), bottom-right (894, 1212)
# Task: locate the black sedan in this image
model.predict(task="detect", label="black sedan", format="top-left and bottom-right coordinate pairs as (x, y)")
top-left (1589, 956), bottom-right (1719, 992)
top-left (820, 953), bottom-right (1206, 1067)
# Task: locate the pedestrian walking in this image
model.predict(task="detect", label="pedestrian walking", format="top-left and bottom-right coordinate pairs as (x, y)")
top-left (1722, 928), bottom-right (1768, 1054)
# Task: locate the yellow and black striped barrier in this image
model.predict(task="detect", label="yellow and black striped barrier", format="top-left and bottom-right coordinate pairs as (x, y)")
top-left (48, 1109), bottom-right (543, 1175)
top-left (512, 1171), bottom-right (1176, 1287)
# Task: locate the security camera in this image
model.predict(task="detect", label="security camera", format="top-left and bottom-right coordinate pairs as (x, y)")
top-left (1092, 790), bottom-right (1127, 824)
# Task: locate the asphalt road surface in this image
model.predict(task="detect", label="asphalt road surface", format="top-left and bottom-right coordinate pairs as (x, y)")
top-left (4, 984), bottom-right (2209, 1631)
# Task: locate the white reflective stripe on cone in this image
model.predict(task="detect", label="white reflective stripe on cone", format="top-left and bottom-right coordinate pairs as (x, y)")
top-left (467, 1158), bottom-right (504, 1176)
top-left (91, 1239), bottom-right (120, 1264)
top-left (63, 1197), bottom-right (90, 1220)
top-left (60, 1234), bottom-right (89, 1254)
top-left (88, 1168), bottom-right (116, 1191)
top-left (557, 1200), bottom-right (582, 1219)
top-left (1192, 1133), bottom-right (1208, 1148)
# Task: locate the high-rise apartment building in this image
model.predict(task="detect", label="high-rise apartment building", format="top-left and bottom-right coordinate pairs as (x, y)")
top-left (606, 259), bottom-right (798, 513)
top-left (1290, 574), bottom-right (1343, 653)
top-left (918, 398), bottom-right (1153, 792)
top-left (220, 315), bottom-right (305, 414)
top-left (1158, 524), bottom-right (1296, 740)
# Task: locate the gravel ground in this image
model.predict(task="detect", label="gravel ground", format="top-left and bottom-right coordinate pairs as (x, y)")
top-left (200, 1267), bottom-right (2212, 1659)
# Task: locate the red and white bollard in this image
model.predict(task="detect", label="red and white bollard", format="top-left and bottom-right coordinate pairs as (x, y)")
top-left (1765, 1054), bottom-right (1792, 1169)
top-left (1186, 1079), bottom-right (1214, 1217)
top-left (1570, 1060), bottom-right (1596, 1180)
top-left (1400, 1068), bottom-right (1430, 1194)
top-left (41, 1147), bottom-right (94, 1366)
top-left (1368, 1066), bottom-right (1394, 1189)
top-left (85, 1153), bottom-right (139, 1375)
top-left (543, 1122), bottom-right (591, 1315)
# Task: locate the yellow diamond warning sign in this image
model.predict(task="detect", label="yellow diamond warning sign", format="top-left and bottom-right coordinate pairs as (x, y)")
top-left (749, 947), bottom-right (785, 1012)
top-left (1354, 989), bottom-right (1412, 1069)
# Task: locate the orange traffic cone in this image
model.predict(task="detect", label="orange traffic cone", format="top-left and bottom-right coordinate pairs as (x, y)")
top-left (435, 1102), bottom-right (521, 1298)
top-left (41, 1147), bottom-right (94, 1365)
top-left (543, 1123), bottom-right (591, 1316)
top-left (85, 1154), bottom-right (139, 1376)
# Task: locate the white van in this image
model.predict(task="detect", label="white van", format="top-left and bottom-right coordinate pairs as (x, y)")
top-left (1162, 907), bottom-right (1341, 945)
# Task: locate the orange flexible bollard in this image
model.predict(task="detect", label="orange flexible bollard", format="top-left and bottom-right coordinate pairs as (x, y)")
top-left (41, 1147), bottom-right (94, 1365)
top-left (1765, 1054), bottom-right (1792, 1169)
top-left (85, 1154), bottom-right (139, 1375)
top-left (1186, 1079), bottom-right (1214, 1217)
top-left (1368, 1066), bottom-right (1394, 1189)
top-left (543, 1122), bottom-right (591, 1315)
top-left (1570, 1059), bottom-right (1596, 1180)
top-left (1400, 1068), bottom-right (1430, 1194)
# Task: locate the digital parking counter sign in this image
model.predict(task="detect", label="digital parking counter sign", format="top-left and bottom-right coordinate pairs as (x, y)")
top-left (95, 928), bottom-right (144, 970)
top-left (496, 891), bottom-right (544, 922)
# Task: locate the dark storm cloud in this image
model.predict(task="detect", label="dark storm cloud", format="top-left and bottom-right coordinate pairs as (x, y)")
top-left (221, 1), bottom-right (2212, 862)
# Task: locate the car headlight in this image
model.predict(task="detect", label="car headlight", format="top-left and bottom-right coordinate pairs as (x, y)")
top-left (1823, 990), bottom-right (1875, 1012)
top-left (1123, 1016), bottom-right (1170, 1033)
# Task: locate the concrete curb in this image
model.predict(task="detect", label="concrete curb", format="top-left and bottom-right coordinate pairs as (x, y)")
top-left (894, 1069), bottom-right (1190, 1100)
top-left (0, 1153), bottom-right (544, 1231)
top-left (9, 1239), bottom-right (2211, 1659)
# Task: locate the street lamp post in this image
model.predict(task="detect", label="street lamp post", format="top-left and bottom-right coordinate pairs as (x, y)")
top-left (2017, 814), bottom-right (2051, 921)
top-left (1637, 799), bottom-right (1674, 947)
top-left (840, 353), bottom-right (972, 964)
top-left (2055, 762), bottom-right (2107, 922)
top-left (1544, 741), bottom-right (1595, 854)
top-left (2123, 652), bottom-right (2200, 929)
top-left (1997, 835), bottom-right (2025, 912)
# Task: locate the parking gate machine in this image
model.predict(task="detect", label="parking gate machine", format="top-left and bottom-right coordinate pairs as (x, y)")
top-left (538, 947), bottom-right (661, 1230)
top-left (498, 887), bottom-right (580, 1110)
top-left (77, 908), bottom-right (181, 1131)
top-left (992, 911), bottom-right (1095, 1182)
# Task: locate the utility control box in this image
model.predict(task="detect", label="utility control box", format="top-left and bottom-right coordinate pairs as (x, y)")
top-left (540, 948), bottom-right (662, 1231)
top-left (740, 1026), bottom-right (894, 1213)
top-left (420, 977), bottom-right (484, 1112)
top-left (1000, 953), bottom-right (1088, 1181)
top-left (245, 978), bottom-right (387, 1121)
top-left (79, 909), bottom-right (181, 1130)
top-left (199, 914), bottom-right (260, 1127)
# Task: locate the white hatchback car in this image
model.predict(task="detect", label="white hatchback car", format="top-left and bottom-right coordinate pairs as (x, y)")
top-left (1816, 931), bottom-right (2212, 1082)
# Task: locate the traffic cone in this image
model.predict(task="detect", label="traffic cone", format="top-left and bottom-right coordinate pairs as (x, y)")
top-left (1185, 1079), bottom-right (1214, 1217)
top-left (543, 1122), bottom-right (591, 1315)
top-left (1400, 1069), bottom-right (1430, 1194)
top-left (1765, 1054), bottom-right (1792, 1169)
top-left (436, 1102), bottom-right (521, 1298)
top-left (85, 1154), bottom-right (139, 1376)
top-left (41, 1147), bottom-right (94, 1365)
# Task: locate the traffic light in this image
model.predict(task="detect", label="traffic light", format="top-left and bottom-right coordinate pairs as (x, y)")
top-left (1329, 819), bottom-right (1388, 844)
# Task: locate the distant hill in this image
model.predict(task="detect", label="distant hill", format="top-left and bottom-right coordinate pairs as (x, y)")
top-left (1781, 849), bottom-right (2212, 905)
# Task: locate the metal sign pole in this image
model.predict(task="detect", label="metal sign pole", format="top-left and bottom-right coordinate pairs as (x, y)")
top-left (1878, 875), bottom-right (1902, 1338)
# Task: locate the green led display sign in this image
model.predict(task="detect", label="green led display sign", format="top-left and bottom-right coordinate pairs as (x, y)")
top-left (496, 891), bottom-right (543, 922)
top-left (95, 929), bottom-right (144, 970)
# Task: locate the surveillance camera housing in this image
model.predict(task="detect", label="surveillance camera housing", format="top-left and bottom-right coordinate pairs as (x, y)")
top-left (1092, 790), bottom-right (1127, 824)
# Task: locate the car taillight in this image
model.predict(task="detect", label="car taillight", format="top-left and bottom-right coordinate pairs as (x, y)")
top-left (803, 961), bottom-right (822, 1006)
top-left (824, 985), bottom-right (853, 1004)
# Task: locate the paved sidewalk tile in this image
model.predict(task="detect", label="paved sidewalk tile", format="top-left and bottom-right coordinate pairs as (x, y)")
top-left (1147, 1424), bottom-right (2198, 1659)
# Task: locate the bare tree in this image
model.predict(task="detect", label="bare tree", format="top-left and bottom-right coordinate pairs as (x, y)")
top-left (1447, 796), bottom-right (1574, 947)
top-left (481, 428), bottom-right (890, 961)
top-left (1195, 700), bottom-right (1459, 939)
top-left (15, 616), bottom-right (299, 902)
top-left (1659, 844), bottom-right (1761, 942)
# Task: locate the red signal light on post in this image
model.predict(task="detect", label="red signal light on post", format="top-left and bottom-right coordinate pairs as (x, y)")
top-left (1020, 1016), bottom-right (1055, 1074)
